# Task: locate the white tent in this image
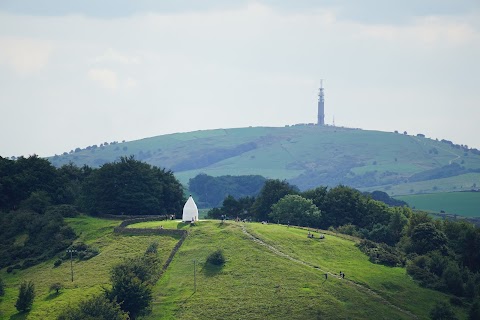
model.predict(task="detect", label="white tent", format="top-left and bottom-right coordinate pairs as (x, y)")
top-left (182, 195), bottom-right (199, 222)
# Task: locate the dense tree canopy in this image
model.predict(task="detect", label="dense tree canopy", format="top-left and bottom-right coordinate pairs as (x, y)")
top-left (270, 194), bottom-right (321, 227)
top-left (82, 156), bottom-right (185, 216)
top-left (252, 179), bottom-right (298, 221)
top-left (188, 173), bottom-right (266, 208)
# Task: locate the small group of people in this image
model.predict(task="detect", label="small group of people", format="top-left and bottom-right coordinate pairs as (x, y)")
top-left (307, 231), bottom-right (325, 239)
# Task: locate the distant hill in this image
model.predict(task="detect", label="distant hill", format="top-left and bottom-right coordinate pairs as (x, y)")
top-left (49, 125), bottom-right (480, 195)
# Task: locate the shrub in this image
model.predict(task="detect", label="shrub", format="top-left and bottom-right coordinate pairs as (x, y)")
top-left (406, 264), bottom-right (441, 289)
top-left (54, 259), bottom-right (63, 268)
top-left (45, 205), bottom-right (79, 218)
top-left (22, 259), bottom-right (37, 269)
top-left (49, 282), bottom-right (63, 294)
top-left (145, 242), bottom-right (159, 255)
top-left (470, 300), bottom-right (480, 320)
top-left (57, 294), bottom-right (128, 320)
top-left (0, 277), bottom-right (4, 296)
top-left (429, 301), bottom-right (458, 320)
top-left (15, 280), bottom-right (35, 312)
top-left (449, 296), bottom-right (463, 307)
top-left (357, 240), bottom-right (404, 267)
top-left (206, 249), bottom-right (226, 266)
top-left (105, 254), bottom-right (160, 318)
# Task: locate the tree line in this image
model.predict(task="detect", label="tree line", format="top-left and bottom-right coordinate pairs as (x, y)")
top-left (0, 155), bottom-right (185, 269)
top-left (208, 179), bottom-right (480, 301)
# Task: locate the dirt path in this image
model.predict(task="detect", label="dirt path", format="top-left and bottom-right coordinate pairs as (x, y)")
top-left (241, 225), bottom-right (418, 319)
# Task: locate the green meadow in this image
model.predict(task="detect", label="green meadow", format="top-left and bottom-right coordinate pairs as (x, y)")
top-left (0, 218), bottom-right (469, 319)
top-left (0, 216), bottom-right (179, 319)
top-left (395, 191), bottom-right (480, 217)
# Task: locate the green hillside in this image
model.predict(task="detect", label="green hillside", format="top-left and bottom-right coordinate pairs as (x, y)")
top-left (48, 125), bottom-right (480, 193)
top-left (395, 191), bottom-right (480, 217)
top-left (0, 218), bottom-right (469, 319)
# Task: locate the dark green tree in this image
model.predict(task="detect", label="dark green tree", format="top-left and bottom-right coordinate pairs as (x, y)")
top-left (442, 263), bottom-right (464, 296)
top-left (252, 179), bottom-right (298, 221)
top-left (270, 194), bottom-right (321, 227)
top-left (411, 223), bottom-right (448, 255)
top-left (82, 156), bottom-right (184, 216)
top-left (429, 301), bottom-right (458, 320)
top-left (189, 174), bottom-right (265, 208)
top-left (469, 300), bottom-right (480, 320)
top-left (0, 276), bottom-right (4, 296)
top-left (57, 294), bottom-right (128, 320)
top-left (302, 186), bottom-right (328, 210)
top-left (321, 185), bottom-right (366, 228)
top-left (105, 255), bottom-right (159, 319)
top-left (19, 191), bottom-right (52, 214)
top-left (15, 281), bottom-right (35, 312)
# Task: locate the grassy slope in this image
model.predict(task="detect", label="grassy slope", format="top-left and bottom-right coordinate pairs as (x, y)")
top-left (0, 218), bottom-right (469, 319)
top-left (48, 126), bottom-right (480, 193)
top-left (0, 216), bottom-right (179, 319)
top-left (395, 192), bottom-right (480, 217)
top-left (135, 220), bottom-right (465, 320)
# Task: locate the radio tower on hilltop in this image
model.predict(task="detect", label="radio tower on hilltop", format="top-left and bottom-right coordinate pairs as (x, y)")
top-left (317, 80), bottom-right (325, 126)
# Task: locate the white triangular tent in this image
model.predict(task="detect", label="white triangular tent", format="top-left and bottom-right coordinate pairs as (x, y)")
top-left (182, 195), bottom-right (199, 222)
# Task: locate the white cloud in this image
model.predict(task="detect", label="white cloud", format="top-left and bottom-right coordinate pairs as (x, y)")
top-left (93, 48), bottom-right (141, 64)
top-left (124, 77), bottom-right (138, 89)
top-left (88, 68), bottom-right (118, 90)
top-left (0, 36), bottom-right (52, 74)
top-left (357, 15), bottom-right (478, 46)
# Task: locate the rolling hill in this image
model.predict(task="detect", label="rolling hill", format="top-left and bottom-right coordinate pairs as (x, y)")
top-left (0, 217), bottom-right (467, 319)
top-left (48, 125), bottom-right (480, 195)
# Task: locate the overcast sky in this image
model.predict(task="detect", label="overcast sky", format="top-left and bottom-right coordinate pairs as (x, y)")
top-left (1, 0), bottom-right (479, 157)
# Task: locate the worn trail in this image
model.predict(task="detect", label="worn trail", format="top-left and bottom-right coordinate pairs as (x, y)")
top-left (241, 224), bottom-right (418, 319)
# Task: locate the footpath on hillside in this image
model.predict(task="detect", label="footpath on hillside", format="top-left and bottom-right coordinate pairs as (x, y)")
top-left (241, 224), bottom-right (418, 319)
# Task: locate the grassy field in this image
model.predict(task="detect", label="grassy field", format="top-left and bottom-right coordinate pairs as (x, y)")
top-left (1, 218), bottom-right (469, 319)
top-left (395, 192), bottom-right (480, 217)
top-left (0, 216), bottom-right (179, 319)
top-left (130, 220), bottom-right (465, 319)
top-left (362, 172), bottom-right (480, 196)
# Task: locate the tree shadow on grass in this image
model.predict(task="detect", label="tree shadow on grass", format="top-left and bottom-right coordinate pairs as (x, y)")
top-left (44, 291), bottom-right (62, 301)
top-left (9, 311), bottom-right (29, 320)
top-left (202, 263), bottom-right (223, 277)
top-left (176, 222), bottom-right (188, 229)
top-left (216, 222), bottom-right (227, 228)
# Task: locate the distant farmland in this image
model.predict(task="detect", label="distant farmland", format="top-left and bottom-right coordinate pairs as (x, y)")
top-left (395, 191), bottom-right (480, 217)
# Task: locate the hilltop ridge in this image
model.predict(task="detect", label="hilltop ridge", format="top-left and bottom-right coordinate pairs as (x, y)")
top-left (48, 125), bottom-right (480, 195)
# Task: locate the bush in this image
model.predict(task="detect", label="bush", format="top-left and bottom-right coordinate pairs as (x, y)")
top-left (145, 241), bottom-right (159, 255)
top-left (22, 259), bottom-right (36, 269)
top-left (470, 300), bottom-right (480, 320)
top-left (407, 264), bottom-right (441, 289)
top-left (49, 282), bottom-right (63, 294)
top-left (206, 249), bottom-right (226, 266)
top-left (429, 301), bottom-right (458, 320)
top-left (45, 205), bottom-right (79, 218)
top-left (357, 240), bottom-right (404, 267)
top-left (449, 296), bottom-right (463, 307)
top-left (15, 280), bottom-right (35, 312)
top-left (105, 255), bottom-right (160, 319)
top-left (54, 259), bottom-right (63, 267)
top-left (0, 277), bottom-right (4, 296)
top-left (57, 294), bottom-right (128, 320)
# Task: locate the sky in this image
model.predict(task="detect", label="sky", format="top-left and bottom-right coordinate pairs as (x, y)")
top-left (1, 0), bottom-right (479, 157)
